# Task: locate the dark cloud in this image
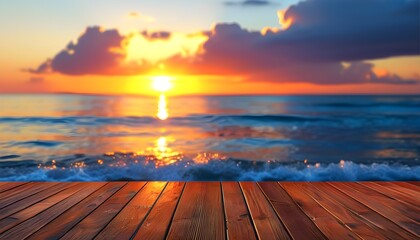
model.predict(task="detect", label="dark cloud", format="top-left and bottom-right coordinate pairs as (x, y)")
top-left (30, 0), bottom-right (419, 85)
top-left (141, 30), bottom-right (172, 41)
top-left (272, 0), bottom-right (420, 62)
top-left (27, 60), bottom-right (52, 74)
top-left (29, 26), bottom-right (147, 75)
top-left (224, 0), bottom-right (273, 6)
top-left (167, 0), bottom-right (419, 84)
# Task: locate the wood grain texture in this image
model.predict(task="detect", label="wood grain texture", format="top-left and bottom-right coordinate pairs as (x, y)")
top-left (166, 182), bottom-right (226, 240)
top-left (0, 181), bottom-right (417, 240)
top-left (0, 182), bottom-right (84, 234)
top-left (27, 182), bottom-right (126, 240)
top-left (361, 182), bottom-right (420, 207)
top-left (331, 182), bottom-right (420, 237)
top-left (298, 182), bottom-right (389, 239)
top-left (0, 182), bottom-right (75, 221)
top-left (60, 182), bottom-right (146, 240)
top-left (315, 182), bottom-right (418, 240)
top-left (222, 182), bottom-right (257, 240)
top-left (0, 182), bottom-right (57, 209)
top-left (95, 182), bottom-right (167, 240)
top-left (0, 182), bottom-right (105, 240)
top-left (0, 182), bottom-right (27, 194)
top-left (133, 182), bottom-right (185, 240)
top-left (241, 182), bottom-right (291, 240)
top-left (280, 182), bottom-right (361, 239)
top-left (258, 182), bottom-right (326, 240)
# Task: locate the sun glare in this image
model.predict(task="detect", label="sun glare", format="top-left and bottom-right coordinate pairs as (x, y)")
top-left (151, 76), bottom-right (173, 93)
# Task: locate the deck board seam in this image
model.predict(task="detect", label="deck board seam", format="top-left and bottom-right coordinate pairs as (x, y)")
top-left (220, 182), bottom-right (228, 240)
top-left (360, 182), bottom-right (420, 209)
top-left (0, 182), bottom-right (74, 220)
top-left (238, 182), bottom-right (265, 240)
top-left (327, 182), bottom-right (420, 238)
top-left (406, 182), bottom-right (420, 189)
top-left (163, 182), bottom-right (187, 240)
top-left (129, 182), bottom-right (169, 240)
top-left (91, 182), bottom-right (148, 240)
top-left (28, 182), bottom-right (129, 239)
top-left (0, 182), bottom-right (30, 194)
top-left (0, 182), bottom-right (104, 237)
top-left (0, 182), bottom-right (60, 209)
top-left (277, 182), bottom-right (341, 239)
top-left (0, 182), bottom-right (84, 233)
top-left (233, 182), bottom-right (259, 240)
top-left (311, 183), bottom-right (418, 240)
top-left (256, 182), bottom-right (294, 239)
top-left (298, 183), bottom-right (372, 239)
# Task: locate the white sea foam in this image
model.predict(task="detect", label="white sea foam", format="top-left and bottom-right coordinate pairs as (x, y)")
top-left (1, 158), bottom-right (418, 181)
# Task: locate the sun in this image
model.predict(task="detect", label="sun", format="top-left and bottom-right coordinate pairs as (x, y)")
top-left (151, 76), bottom-right (173, 92)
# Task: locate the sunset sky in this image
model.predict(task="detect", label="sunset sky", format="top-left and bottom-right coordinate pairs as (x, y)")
top-left (0, 0), bottom-right (419, 95)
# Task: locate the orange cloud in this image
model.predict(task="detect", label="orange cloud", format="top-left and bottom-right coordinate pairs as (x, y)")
top-left (28, 0), bottom-right (419, 87)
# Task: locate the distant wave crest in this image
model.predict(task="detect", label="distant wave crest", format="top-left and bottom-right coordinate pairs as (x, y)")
top-left (0, 154), bottom-right (418, 181)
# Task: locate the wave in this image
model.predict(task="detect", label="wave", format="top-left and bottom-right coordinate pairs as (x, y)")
top-left (211, 114), bottom-right (328, 123)
top-left (0, 116), bottom-right (157, 125)
top-left (11, 140), bottom-right (63, 147)
top-left (0, 154), bottom-right (418, 181)
top-left (315, 102), bottom-right (420, 108)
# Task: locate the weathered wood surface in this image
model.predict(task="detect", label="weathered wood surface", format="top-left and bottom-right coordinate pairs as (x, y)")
top-left (0, 182), bottom-right (418, 240)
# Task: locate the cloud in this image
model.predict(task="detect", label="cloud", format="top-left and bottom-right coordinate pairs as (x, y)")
top-left (127, 12), bottom-right (155, 22)
top-left (273, 0), bottom-right (420, 62)
top-left (29, 26), bottom-right (149, 75)
top-left (141, 30), bottom-right (172, 41)
top-left (224, 0), bottom-right (273, 6)
top-left (167, 0), bottom-right (419, 84)
top-left (30, 0), bottom-right (419, 85)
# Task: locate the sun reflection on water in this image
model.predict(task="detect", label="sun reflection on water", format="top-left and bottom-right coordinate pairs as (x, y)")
top-left (148, 136), bottom-right (183, 167)
top-left (157, 94), bottom-right (169, 120)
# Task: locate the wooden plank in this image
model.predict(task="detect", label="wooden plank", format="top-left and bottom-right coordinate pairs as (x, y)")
top-left (95, 182), bottom-right (167, 240)
top-left (405, 181), bottom-right (420, 188)
top-left (0, 182), bottom-right (27, 193)
top-left (0, 182), bottom-right (83, 234)
top-left (331, 182), bottom-right (420, 236)
top-left (335, 182), bottom-right (420, 223)
top-left (385, 182), bottom-right (420, 200)
top-left (0, 182), bottom-right (57, 208)
top-left (27, 182), bottom-right (126, 240)
top-left (166, 182), bottom-right (225, 240)
top-left (0, 182), bottom-right (105, 240)
top-left (314, 182), bottom-right (418, 240)
top-left (222, 182), bottom-right (257, 240)
top-left (258, 182), bottom-right (326, 240)
top-left (280, 182), bottom-right (360, 239)
top-left (361, 182), bottom-right (420, 207)
top-left (299, 182), bottom-right (390, 239)
top-left (0, 182), bottom-right (76, 220)
top-left (133, 182), bottom-right (185, 240)
top-left (240, 182), bottom-right (291, 240)
top-left (60, 182), bottom-right (146, 240)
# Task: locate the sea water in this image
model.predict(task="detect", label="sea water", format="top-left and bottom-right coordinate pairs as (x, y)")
top-left (0, 94), bottom-right (419, 181)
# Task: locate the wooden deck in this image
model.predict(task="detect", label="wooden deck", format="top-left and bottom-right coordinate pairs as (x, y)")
top-left (0, 182), bottom-right (418, 240)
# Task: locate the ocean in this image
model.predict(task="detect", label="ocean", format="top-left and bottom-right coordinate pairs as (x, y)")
top-left (0, 94), bottom-right (419, 181)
